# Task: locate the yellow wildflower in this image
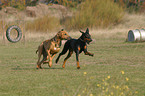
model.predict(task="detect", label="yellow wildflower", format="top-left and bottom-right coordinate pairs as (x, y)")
top-left (120, 92), bottom-right (124, 95)
top-left (112, 85), bottom-right (115, 88)
top-left (90, 76), bottom-right (94, 79)
top-left (97, 84), bottom-right (101, 87)
top-left (78, 94), bottom-right (81, 96)
top-left (107, 75), bottom-right (110, 79)
top-left (125, 85), bottom-right (129, 89)
top-left (116, 86), bottom-right (119, 89)
top-left (126, 77), bottom-right (129, 81)
top-left (90, 94), bottom-right (93, 96)
top-left (105, 78), bottom-right (108, 80)
top-left (106, 88), bottom-right (108, 92)
top-left (121, 71), bottom-right (125, 75)
top-left (84, 72), bottom-right (87, 75)
top-left (104, 82), bottom-right (108, 86)
top-left (82, 90), bottom-right (85, 93)
top-left (111, 92), bottom-right (114, 95)
top-left (135, 91), bottom-right (138, 94)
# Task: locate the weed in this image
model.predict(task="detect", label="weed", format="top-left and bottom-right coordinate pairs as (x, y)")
top-left (77, 71), bottom-right (138, 96)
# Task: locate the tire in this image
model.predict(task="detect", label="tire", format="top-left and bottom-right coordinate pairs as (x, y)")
top-left (6, 25), bottom-right (22, 43)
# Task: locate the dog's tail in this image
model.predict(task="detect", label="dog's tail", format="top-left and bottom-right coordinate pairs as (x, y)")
top-left (36, 50), bottom-right (38, 54)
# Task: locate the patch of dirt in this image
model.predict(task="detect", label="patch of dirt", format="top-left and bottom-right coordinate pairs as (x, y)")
top-left (0, 4), bottom-right (71, 20)
top-left (25, 4), bottom-right (71, 18)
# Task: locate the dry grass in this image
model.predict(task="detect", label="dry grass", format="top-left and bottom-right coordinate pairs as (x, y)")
top-left (90, 13), bottom-right (145, 39)
top-left (63, 0), bottom-right (124, 30)
top-left (0, 12), bottom-right (144, 43)
top-left (116, 13), bottom-right (145, 29)
top-left (25, 16), bottom-right (61, 33)
top-left (23, 13), bottom-right (145, 41)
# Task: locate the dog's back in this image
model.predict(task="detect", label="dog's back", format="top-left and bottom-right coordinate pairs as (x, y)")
top-left (66, 39), bottom-right (86, 52)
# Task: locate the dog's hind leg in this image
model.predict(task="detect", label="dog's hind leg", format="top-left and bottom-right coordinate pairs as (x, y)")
top-left (37, 44), bottom-right (46, 69)
top-left (42, 52), bottom-right (49, 64)
top-left (37, 45), bottom-right (43, 68)
top-left (62, 49), bottom-right (73, 68)
top-left (37, 56), bottom-right (47, 69)
top-left (75, 50), bottom-right (80, 69)
top-left (55, 41), bottom-right (70, 63)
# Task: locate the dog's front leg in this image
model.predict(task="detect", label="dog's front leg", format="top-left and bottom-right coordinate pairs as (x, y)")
top-left (76, 50), bottom-right (80, 69)
top-left (46, 49), bottom-right (52, 67)
top-left (46, 50), bottom-right (51, 59)
top-left (49, 54), bottom-right (56, 67)
top-left (84, 46), bottom-right (94, 56)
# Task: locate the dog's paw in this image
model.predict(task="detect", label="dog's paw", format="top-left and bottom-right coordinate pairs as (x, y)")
top-left (90, 54), bottom-right (94, 57)
top-left (55, 60), bottom-right (58, 63)
top-left (77, 66), bottom-right (80, 69)
top-left (36, 65), bottom-right (43, 69)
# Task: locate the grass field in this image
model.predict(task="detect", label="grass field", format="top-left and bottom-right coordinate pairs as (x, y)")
top-left (0, 29), bottom-right (145, 96)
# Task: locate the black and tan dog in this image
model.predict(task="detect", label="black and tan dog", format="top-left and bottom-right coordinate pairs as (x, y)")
top-left (56, 28), bottom-right (94, 69)
top-left (36, 29), bottom-right (71, 69)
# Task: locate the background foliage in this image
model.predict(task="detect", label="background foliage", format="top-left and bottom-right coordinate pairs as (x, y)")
top-left (63, 0), bottom-right (124, 30)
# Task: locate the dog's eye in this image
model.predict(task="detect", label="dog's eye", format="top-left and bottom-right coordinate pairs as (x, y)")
top-left (85, 35), bottom-right (88, 38)
top-left (86, 34), bottom-right (90, 38)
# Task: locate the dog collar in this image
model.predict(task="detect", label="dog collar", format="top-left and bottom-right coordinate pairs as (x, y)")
top-left (79, 38), bottom-right (85, 42)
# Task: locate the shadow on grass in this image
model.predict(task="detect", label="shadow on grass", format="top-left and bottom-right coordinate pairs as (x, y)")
top-left (43, 67), bottom-right (63, 70)
top-left (11, 66), bottom-right (63, 70)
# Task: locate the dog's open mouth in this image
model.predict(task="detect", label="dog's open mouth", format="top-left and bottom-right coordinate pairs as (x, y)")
top-left (87, 39), bottom-right (92, 44)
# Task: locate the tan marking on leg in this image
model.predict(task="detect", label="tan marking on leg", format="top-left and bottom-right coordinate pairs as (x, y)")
top-left (62, 51), bottom-right (73, 68)
top-left (48, 54), bottom-right (56, 67)
top-left (84, 45), bottom-right (87, 49)
top-left (77, 61), bottom-right (80, 69)
top-left (47, 50), bottom-right (51, 57)
top-left (49, 59), bottom-right (52, 67)
top-left (78, 46), bottom-right (80, 51)
top-left (37, 65), bottom-right (42, 69)
top-left (62, 60), bottom-right (67, 68)
top-left (37, 65), bottom-right (40, 69)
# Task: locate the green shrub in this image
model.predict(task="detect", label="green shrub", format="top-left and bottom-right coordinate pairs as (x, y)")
top-left (25, 16), bottom-right (61, 33)
top-left (64, 0), bottom-right (124, 30)
top-left (48, 0), bottom-right (84, 8)
top-left (8, 0), bottom-right (26, 10)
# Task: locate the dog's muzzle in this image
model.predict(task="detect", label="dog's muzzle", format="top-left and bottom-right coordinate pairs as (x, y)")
top-left (87, 39), bottom-right (92, 44)
top-left (67, 36), bottom-right (72, 40)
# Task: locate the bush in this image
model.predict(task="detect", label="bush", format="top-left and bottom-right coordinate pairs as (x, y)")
top-left (115, 0), bottom-right (145, 13)
top-left (48, 0), bottom-right (84, 8)
top-left (25, 16), bottom-right (61, 32)
top-left (64, 0), bottom-right (124, 30)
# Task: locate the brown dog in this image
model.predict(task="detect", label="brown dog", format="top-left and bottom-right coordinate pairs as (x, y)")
top-left (36, 29), bottom-right (71, 69)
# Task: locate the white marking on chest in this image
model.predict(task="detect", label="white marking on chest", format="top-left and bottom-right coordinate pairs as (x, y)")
top-left (54, 47), bottom-right (57, 50)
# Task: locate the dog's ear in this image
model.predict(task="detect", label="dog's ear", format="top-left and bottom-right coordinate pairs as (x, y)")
top-left (80, 30), bottom-right (84, 34)
top-left (86, 28), bottom-right (89, 34)
top-left (57, 31), bottom-right (61, 37)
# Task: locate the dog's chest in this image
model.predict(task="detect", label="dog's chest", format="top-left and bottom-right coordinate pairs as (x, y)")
top-left (50, 41), bottom-right (60, 54)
